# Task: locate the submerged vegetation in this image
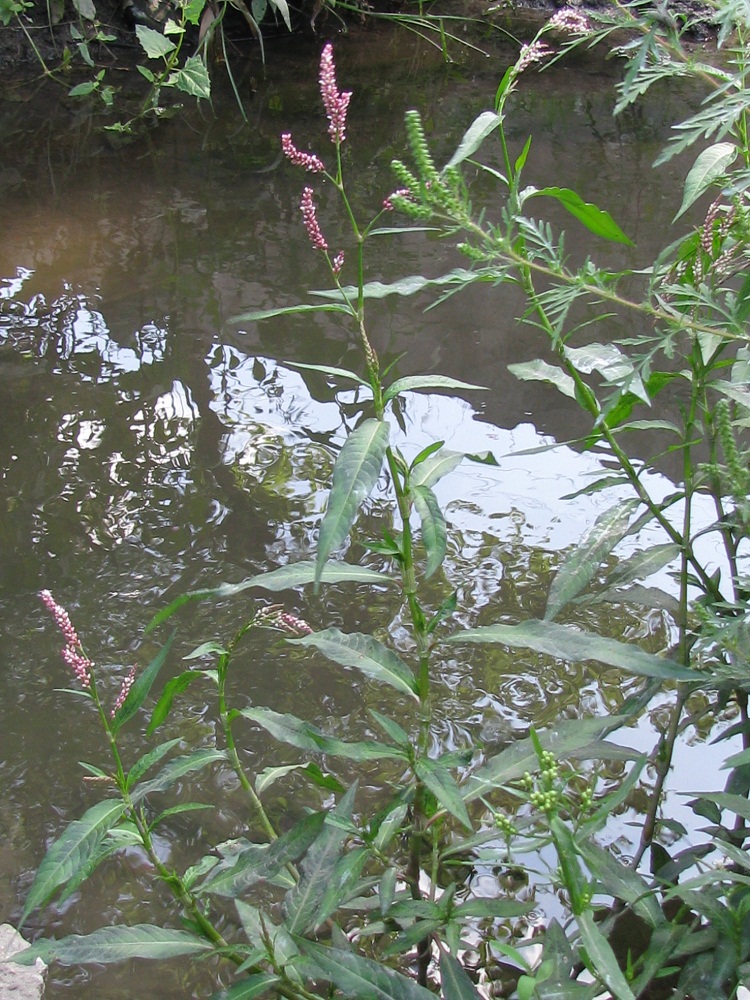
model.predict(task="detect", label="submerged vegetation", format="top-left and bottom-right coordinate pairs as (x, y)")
top-left (8, 1), bottom-right (750, 998)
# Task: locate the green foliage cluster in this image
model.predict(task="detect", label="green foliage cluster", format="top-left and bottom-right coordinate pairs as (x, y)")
top-left (10, 3), bottom-right (750, 998)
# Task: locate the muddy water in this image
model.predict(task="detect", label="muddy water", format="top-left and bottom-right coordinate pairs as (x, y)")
top-left (0, 21), bottom-right (730, 998)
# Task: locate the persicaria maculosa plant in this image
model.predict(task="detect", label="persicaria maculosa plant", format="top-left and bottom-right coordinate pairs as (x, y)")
top-left (12, 14), bottom-right (750, 999)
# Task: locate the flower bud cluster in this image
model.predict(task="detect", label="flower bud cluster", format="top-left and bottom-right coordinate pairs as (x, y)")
top-left (256, 605), bottom-right (314, 636)
top-left (281, 133), bottom-right (326, 173)
top-left (301, 187), bottom-right (329, 251)
top-left (547, 7), bottom-right (590, 34)
top-left (516, 40), bottom-right (554, 73)
top-left (111, 665), bottom-right (137, 717)
top-left (319, 42), bottom-right (352, 144)
top-left (40, 590), bottom-right (93, 689)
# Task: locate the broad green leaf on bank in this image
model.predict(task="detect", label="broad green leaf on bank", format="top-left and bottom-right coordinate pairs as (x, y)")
top-left (411, 484), bottom-right (447, 578)
top-left (285, 361), bottom-right (369, 386)
top-left (284, 784), bottom-right (357, 934)
top-left (461, 715), bottom-right (638, 802)
top-left (135, 24), bottom-right (176, 58)
top-left (522, 186), bottom-right (634, 245)
top-left (383, 374), bottom-right (487, 404)
top-left (232, 303), bottom-right (351, 323)
top-left (577, 909), bottom-right (637, 1000)
top-left (544, 499), bottom-right (640, 621)
top-left (20, 799), bottom-right (126, 926)
top-left (11, 924), bottom-right (214, 966)
top-left (238, 707), bottom-right (408, 761)
top-left (112, 631), bottom-right (176, 733)
top-left (147, 561), bottom-right (393, 630)
top-left (316, 418), bottom-right (390, 586)
top-left (448, 620), bottom-right (699, 682)
top-left (167, 54), bottom-right (210, 99)
top-left (288, 628), bottom-right (418, 699)
top-left (674, 142), bottom-right (737, 220)
top-left (508, 359), bottom-right (576, 398)
top-left (443, 110), bottom-right (503, 170)
top-left (298, 940), bottom-right (437, 1000)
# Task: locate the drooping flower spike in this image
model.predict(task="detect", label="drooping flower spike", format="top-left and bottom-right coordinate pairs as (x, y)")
top-left (40, 590), bottom-right (93, 689)
top-left (319, 42), bottom-right (352, 144)
top-left (281, 133), bottom-right (326, 173)
top-left (300, 186), bottom-right (329, 251)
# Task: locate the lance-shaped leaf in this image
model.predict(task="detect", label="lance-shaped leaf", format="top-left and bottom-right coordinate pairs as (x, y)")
top-left (410, 449), bottom-right (465, 489)
top-left (508, 359), bottom-right (576, 398)
top-left (147, 561), bottom-right (393, 630)
top-left (415, 758), bottom-right (472, 830)
top-left (148, 669), bottom-right (207, 735)
top-left (545, 499), bottom-right (641, 620)
top-left (285, 361), bottom-right (369, 386)
top-left (11, 924), bottom-right (215, 966)
top-left (298, 940), bottom-right (437, 1000)
top-left (288, 628), bottom-right (418, 699)
top-left (577, 909), bottom-right (636, 1000)
top-left (443, 110), bottom-right (504, 170)
top-left (601, 543), bottom-right (680, 592)
top-left (448, 620), bottom-right (699, 682)
top-left (383, 374), bottom-right (487, 404)
top-left (130, 749), bottom-right (228, 803)
top-left (20, 799), bottom-right (126, 926)
top-left (576, 841), bottom-right (664, 929)
top-left (112, 631), bottom-right (175, 733)
top-left (209, 972), bottom-right (280, 1000)
top-left (311, 268), bottom-right (492, 302)
top-left (127, 737), bottom-right (182, 789)
top-left (238, 707), bottom-right (408, 761)
top-left (439, 950), bottom-right (485, 1000)
top-left (232, 303), bottom-right (351, 322)
top-left (316, 418), bottom-right (390, 586)
top-left (524, 186), bottom-right (633, 245)
top-left (411, 484), bottom-right (447, 579)
top-left (284, 784), bottom-right (357, 934)
top-left (674, 141), bottom-right (737, 220)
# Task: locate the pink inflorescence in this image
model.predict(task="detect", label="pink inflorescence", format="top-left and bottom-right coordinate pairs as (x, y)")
top-left (111, 665), bottom-right (137, 717)
top-left (383, 188), bottom-right (413, 211)
top-left (40, 590), bottom-right (93, 689)
top-left (281, 133), bottom-right (326, 173)
top-left (300, 186), bottom-right (329, 251)
top-left (319, 42), bottom-right (352, 144)
top-left (516, 40), bottom-right (554, 73)
top-left (547, 7), bottom-right (590, 33)
top-left (332, 251), bottom-right (345, 275)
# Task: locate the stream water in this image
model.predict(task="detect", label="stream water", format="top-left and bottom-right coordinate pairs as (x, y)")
top-left (0, 19), bottom-right (734, 998)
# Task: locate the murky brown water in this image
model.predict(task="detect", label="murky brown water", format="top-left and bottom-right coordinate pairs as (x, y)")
top-left (0, 19), bottom-right (732, 998)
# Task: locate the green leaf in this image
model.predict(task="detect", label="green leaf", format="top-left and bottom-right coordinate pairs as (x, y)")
top-left (312, 269), bottom-right (491, 303)
top-left (527, 187), bottom-right (634, 245)
top-left (126, 737), bottom-right (182, 789)
top-left (68, 80), bottom-right (98, 96)
top-left (411, 484), bottom-right (447, 579)
top-left (147, 562), bottom-right (393, 630)
top-left (112, 631), bottom-right (175, 733)
top-left (577, 909), bottom-right (636, 1000)
top-left (601, 543), bottom-right (680, 592)
top-left (314, 847), bottom-right (369, 926)
top-left (369, 710), bottom-right (410, 747)
top-left (410, 449), bottom-right (464, 489)
top-left (686, 791), bottom-right (750, 822)
top-left (415, 758), bottom-right (472, 830)
top-left (565, 344), bottom-right (647, 402)
top-left (72, 0), bottom-right (95, 17)
top-left (444, 110), bottom-right (503, 170)
top-left (284, 785), bottom-right (356, 934)
top-left (449, 619), bottom-right (699, 682)
top-left (131, 749), bottom-right (227, 803)
top-left (11, 924), bottom-right (214, 966)
top-left (238, 707), bottom-right (407, 761)
top-left (576, 841), bottom-right (664, 928)
top-left (135, 24), bottom-right (176, 58)
top-left (184, 641), bottom-right (227, 660)
top-left (149, 802), bottom-right (213, 830)
top-left (285, 361), bottom-right (368, 387)
top-left (288, 628), bottom-right (418, 699)
top-left (508, 359), bottom-right (576, 398)
top-left (316, 419), bottom-right (390, 587)
top-left (232, 303), bottom-right (350, 322)
top-left (453, 898), bottom-right (533, 919)
top-left (674, 142), bottom-right (737, 220)
top-left (209, 972), bottom-right (280, 1000)
top-left (298, 940), bottom-right (437, 1000)
top-left (147, 669), bottom-right (206, 735)
top-left (20, 799), bottom-right (125, 926)
top-left (268, 0), bottom-right (290, 28)
top-left (439, 950), bottom-right (485, 1000)
top-left (384, 374), bottom-right (487, 404)
top-left (545, 500), bottom-right (640, 620)
top-left (167, 53), bottom-right (211, 97)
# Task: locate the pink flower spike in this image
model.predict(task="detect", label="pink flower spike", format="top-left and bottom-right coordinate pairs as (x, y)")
top-left (40, 590), bottom-right (93, 689)
top-left (281, 133), bottom-right (326, 173)
top-left (112, 665), bottom-right (137, 717)
top-left (319, 43), bottom-right (352, 144)
top-left (547, 7), bottom-right (590, 33)
top-left (383, 188), bottom-right (413, 211)
top-left (516, 40), bottom-right (554, 73)
top-left (332, 251), bottom-right (345, 275)
top-left (300, 186), bottom-right (329, 251)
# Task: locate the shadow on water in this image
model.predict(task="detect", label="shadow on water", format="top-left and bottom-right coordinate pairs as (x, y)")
top-left (0, 18), bottom-right (728, 997)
